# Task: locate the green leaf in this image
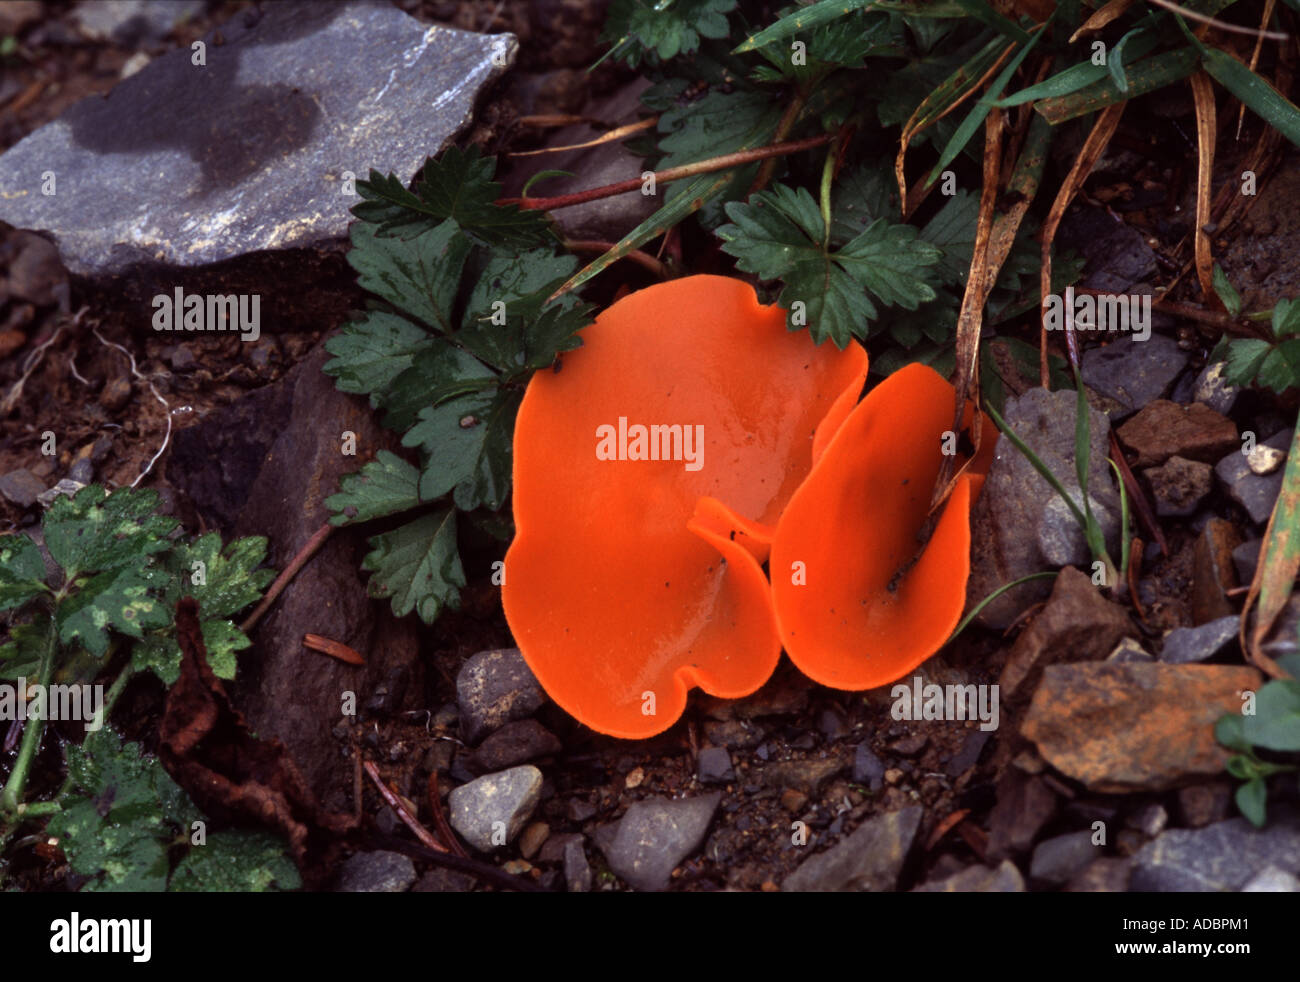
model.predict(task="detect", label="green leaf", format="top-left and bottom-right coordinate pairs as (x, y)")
top-left (169, 830), bottom-right (301, 892)
top-left (326, 450), bottom-right (422, 526)
top-left (0, 615), bottom-right (51, 680)
top-left (361, 509), bottom-right (466, 624)
top-left (1213, 263), bottom-right (1242, 317)
top-left (1196, 38), bottom-right (1300, 150)
top-left (347, 220), bottom-right (470, 334)
top-left (604, 0), bottom-right (737, 65)
top-left (1036, 47), bottom-right (1199, 125)
top-left (1242, 679), bottom-right (1300, 751)
top-left (734, 0), bottom-right (875, 52)
top-left (351, 146), bottom-right (553, 247)
top-left (1236, 776), bottom-right (1268, 827)
top-left (404, 388), bottom-right (522, 512)
top-left (830, 163), bottom-right (901, 244)
top-left (162, 533), bottom-right (274, 619)
top-left (1215, 712), bottom-right (1251, 752)
top-left (1256, 339), bottom-right (1300, 394)
top-left (1224, 338), bottom-right (1272, 387)
top-left (919, 189), bottom-right (978, 286)
top-left (43, 485), bottom-right (176, 579)
top-left (56, 565), bottom-right (171, 656)
top-left (1106, 28), bottom-right (1144, 94)
top-left (380, 341), bottom-right (496, 434)
top-left (1273, 297), bottom-right (1300, 338)
top-left (717, 183), bottom-right (940, 347)
top-left (322, 311), bottom-right (435, 402)
top-left (48, 728), bottom-right (201, 892)
top-left (0, 533), bottom-right (48, 611)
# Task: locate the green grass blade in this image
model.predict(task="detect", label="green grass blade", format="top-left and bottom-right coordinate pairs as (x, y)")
top-left (734, 0), bottom-right (877, 52)
top-left (948, 572), bottom-right (1059, 643)
top-left (982, 398), bottom-right (1089, 529)
top-left (1036, 47), bottom-right (1198, 124)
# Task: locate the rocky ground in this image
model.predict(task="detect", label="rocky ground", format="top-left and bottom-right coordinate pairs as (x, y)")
top-left (1, 0), bottom-right (1298, 893)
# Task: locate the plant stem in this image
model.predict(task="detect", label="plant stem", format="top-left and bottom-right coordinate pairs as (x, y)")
top-left (819, 138), bottom-right (836, 250)
top-left (0, 614), bottom-right (58, 817)
top-left (501, 134), bottom-right (831, 212)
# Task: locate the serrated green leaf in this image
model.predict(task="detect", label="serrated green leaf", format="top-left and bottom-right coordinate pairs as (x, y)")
top-left (49, 728), bottom-right (198, 892)
top-left (830, 163), bottom-right (901, 243)
top-left (380, 341), bottom-right (496, 434)
top-left (1224, 338), bottom-right (1272, 387)
top-left (717, 183), bottom-right (940, 347)
top-left (405, 387), bottom-right (522, 511)
top-left (604, 0), bottom-right (737, 66)
top-left (43, 486), bottom-right (176, 579)
top-left (362, 509), bottom-right (466, 624)
top-left (169, 830), bottom-right (300, 892)
top-left (351, 146), bottom-right (553, 247)
top-left (919, 189), bottom-right (978, 286)
top-left (1257, 340), bottom-right (1300, 394)
top-left (322, 311), bottom-right (434, 402)
top-left (56, 565), bottom-right (171, 656)
top-left (163, 534), bottom-right (274, 619)
top-left (327, 450), bottom-right (422, 526)
top-left (1273, 297), bottom-right (1300, 338)
top-left (348, 220), bottom-right (470, 334)
top-left (0, 533), bottom-right (48, 611)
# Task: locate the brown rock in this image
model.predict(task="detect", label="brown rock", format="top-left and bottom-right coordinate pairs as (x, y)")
top-left (999, 566), bottom-right (1138, 700)
top-left (986, 770), bottom-right (1059, 860)
top-left (1021, 662), bottom-right (1263, 792)
top-left (169, 340), bottom-right (422, 802)
top-left (1176, 781), bottom-right (1234, 828)
top-left (1192, 518), bottom-right (1243, 624)
top-left (1117, 400), bottom-right (1238, 467)
top-left (1144, 455), bottom-right (1213, 518)
top-left (99, 375), bottom-right (132, 411)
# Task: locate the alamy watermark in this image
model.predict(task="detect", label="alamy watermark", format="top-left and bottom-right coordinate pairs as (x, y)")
top-left (891, 675), bottom-right (999, 732)
top-left (152, 288), bottom-right (260, 342)
top-left (1042, 286), bottom-right (1151, 342)
top-left (595, 417), bottom-right (704, 472)
top-left (0, 679), bottom-right (103, 732)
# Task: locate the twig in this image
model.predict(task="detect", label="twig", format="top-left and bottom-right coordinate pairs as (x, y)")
top-left (427, 772), bottom-right (470, 859)
top-left (500, 134), bottom-right (832, 211)
top-left (363, 760), bottom-right (445, 853)
top-left (239, 521), bottom-right (333, 633)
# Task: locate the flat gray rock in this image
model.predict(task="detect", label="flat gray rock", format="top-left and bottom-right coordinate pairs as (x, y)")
top-left (1080, 333), bottom-right (1189, 420)
top-left (1030, 830), bottom-right (1101, 885)
top-left (1131, 811), bottom-right (1300, 891)
top-left (333, 850), bottom-right (417, 892)
top-left (0, 2), bottom-right (513, 281)
top-left (457, 648), bottom-right (546, 745)
top-left (595, 793), bottom-right (721, 892)
top-left (783, 806), bottom-right (922, 892)
top-left (912, 860), bottom-right (1025, 892)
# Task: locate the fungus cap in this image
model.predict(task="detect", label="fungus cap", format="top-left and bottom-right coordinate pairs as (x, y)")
top-left (502, 275), bottom-right (868, 738)
top-left (770, 362), bottom-right (997, 690)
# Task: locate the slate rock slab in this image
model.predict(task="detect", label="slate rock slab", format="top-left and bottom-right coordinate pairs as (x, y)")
top-left (782, 806), bottom-right (922, 892)
top-left (966, 388), bottom-right (1120, 629)
top-left (1080, 333), bottom-right (1189, 420)
top-left (1216, 428), bottom-right (1293, 525)
top-left (0, 1), bottom-right (514, 327)
top-left (1131, 811), bottom-right (1300, 891)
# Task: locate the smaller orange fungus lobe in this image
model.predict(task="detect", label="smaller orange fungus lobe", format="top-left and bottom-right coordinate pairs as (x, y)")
top-left (770, 363), bottom-right (997, 691)
top-left (502, 275), bottom-right (867, 738)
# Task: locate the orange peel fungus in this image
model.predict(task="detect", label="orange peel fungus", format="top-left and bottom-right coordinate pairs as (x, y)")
top-left (770, 363), bottom-right (997, 690)
top-left (503, 275), bottom-right (868, 738)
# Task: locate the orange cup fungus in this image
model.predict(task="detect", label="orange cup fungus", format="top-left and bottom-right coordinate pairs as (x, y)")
top-left (503, 275), bottom-right (994, 738)
top-left (503, 275), bottom-right (867, 738)
top-left (769, 363), bottom-right (997, 690)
